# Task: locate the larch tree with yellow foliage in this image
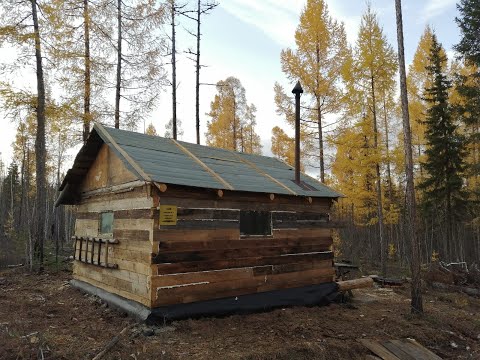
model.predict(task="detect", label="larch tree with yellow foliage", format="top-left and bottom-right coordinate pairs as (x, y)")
top-left (279, 0), bottom-right (349, 182)
top-left (206, 77), bottom-right (261, 154)
top-left (342, 5), bottom-right (397, 276)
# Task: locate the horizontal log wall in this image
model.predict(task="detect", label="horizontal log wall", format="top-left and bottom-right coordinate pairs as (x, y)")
top-left (152, 188), bottom-right (336, 307)
top-left (73, 185), bottom-right (154, 307)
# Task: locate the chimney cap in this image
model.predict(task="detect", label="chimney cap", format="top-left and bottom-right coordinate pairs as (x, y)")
top-left (292, 81), bottom-right (304, 94)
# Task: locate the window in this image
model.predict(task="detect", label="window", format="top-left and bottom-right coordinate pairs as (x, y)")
top-left (240, 210), bottom-right (272, 236)
top-left (99, 212), bottom-right (114, 235)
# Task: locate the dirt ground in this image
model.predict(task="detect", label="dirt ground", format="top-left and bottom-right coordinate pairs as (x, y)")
top-left (0, 268), bottom-right (479, 360)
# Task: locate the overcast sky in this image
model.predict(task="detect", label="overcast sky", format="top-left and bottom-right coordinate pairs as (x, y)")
top-left (0, 0), bottom-right (461, 172)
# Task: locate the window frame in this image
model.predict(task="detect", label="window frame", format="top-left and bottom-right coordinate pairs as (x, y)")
top-left (239, 210), bottom-right (272, 237)
top-left (99, 211), bottom-right (114, 236)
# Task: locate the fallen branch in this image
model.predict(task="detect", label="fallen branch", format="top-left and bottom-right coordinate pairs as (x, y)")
top-left (7, 264), bottom-right (24, 268)
top-left (92, 324), bottom-right (133, 360)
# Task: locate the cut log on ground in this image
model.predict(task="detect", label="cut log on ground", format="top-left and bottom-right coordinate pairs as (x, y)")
top-left (337, 276), bottom-right (374, 292)
top-left (371, 275), bottom-right (406, 287)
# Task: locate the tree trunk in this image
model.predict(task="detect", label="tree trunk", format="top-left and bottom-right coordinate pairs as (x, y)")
top-left (114, 0), bottom-right (122, 129)
top-left (171, 0), bottom-right (177, 140)
top-left (383, 94), bottom-right (393, 202)
top-left (31, 0), bottom-right (46, 271)
top-left (316, 97), bottom-right (325, 183)
top-left (395, 0), bottom-right (423, 314)
top-left (195, 0), bottom-right (200, 144)
top-left (370, 75), bottom-right (386, 277)
top-left (83, 0), bottom-right (91, 142)
top-left (232, 95), bottom-right (237, 151)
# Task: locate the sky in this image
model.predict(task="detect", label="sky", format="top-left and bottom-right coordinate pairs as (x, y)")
top-left (0, 0), bottom-right (462, 175)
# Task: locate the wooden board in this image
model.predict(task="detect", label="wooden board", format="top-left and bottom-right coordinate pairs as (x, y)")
top-left (152, 259), bottom-right (333, 287)
top-left (158, 196), bottom-right (331, 213)
top-left (153, 251), bottom-right (334, 275)
top-left (154, 229), bottom-right (241, 242)
top-left (80, 144), bottom-right (137, 192)
top-left (158, 236), bottom-right (332, 252)
top-left (154, 267), bottom-right (335, 306)
top-left (152, 243), bottom-right (332, 263)
top-left (358, 339), bottom-right (443, 360)
top-left (74, 273), bottom-right (151, 307)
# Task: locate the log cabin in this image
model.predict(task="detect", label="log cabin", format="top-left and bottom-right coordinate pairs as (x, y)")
top-left (56, 123), bottom-right (342, 320)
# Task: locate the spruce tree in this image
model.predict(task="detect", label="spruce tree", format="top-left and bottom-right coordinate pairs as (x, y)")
top-left (420, 34), bottom-right (468, 257)
top-left (454, 0), bottom-right (480, 205)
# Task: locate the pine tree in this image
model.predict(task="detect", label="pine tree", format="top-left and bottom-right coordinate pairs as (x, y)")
top-left (420, 34), bottom-right (468, 258)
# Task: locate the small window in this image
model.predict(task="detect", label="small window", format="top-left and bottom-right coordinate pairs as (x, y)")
top-left (240, 211), bottom-right (272, 236)
top-left (100, 212), bottom-right (114, 235)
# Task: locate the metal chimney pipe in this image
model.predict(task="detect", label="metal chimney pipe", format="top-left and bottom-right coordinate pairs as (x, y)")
top-left (292, 81), bottom-right (303, 185)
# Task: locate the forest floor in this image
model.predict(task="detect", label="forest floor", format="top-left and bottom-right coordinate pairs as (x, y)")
top-left (0, 267), bottom-right (479, 360)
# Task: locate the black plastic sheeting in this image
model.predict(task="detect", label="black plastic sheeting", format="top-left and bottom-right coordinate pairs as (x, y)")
top-left (148, 282), bottom-right (339, 323)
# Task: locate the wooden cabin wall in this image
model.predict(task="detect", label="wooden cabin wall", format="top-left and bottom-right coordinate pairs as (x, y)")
top-left (73, 144), bottom-right (155, 307)
top-left (151, 186), bottom-right (336, 308)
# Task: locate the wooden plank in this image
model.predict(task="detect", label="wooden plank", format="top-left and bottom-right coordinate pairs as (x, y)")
top-left (175, 208), bottom-right (240, 220)
top-left (401, 339), bottom-right (443, 360)
top-left (154, 269), bottom-right (335, 306)
top-left (74, 273), bottom-right (150, 307)
top-left (108, 247), bottom-right (152, 264)
top-left (151, 259), bottom-right (333, 287)
top-left (76, 212), bottom-right (100, 220)
top-left (153, 251), bottom-right (334, 274)
top-left (382, 341), bottom-right (417, 360)
top-left (158, 185), bottom-right (333, 207)
top-left (112, 229), bottom-right (150, 248)
top-left (161, 219), bottom-right (239, 230)
top-left (272, 228), bottom-right (331, 239)
top-left (358, 339), bottom-right (401, 360)
top-left (114, 218), bottom-right (154, 231)
top-left (158, 236), bottom-right (332, 252)
top-left (272, 211), bottom-right (330, 222)
top-left (114, 209), bottom-right (153, 219)
top-left (154, 229), bottom-right (240, 242)
top-left (78, 197), bottom-right (153, 212)
top-left (272, 220), bottom-right (338, 229)
top-left (153, 243), bottom-right (332, 263)
top-left (157, 196), bottom-right (331, 213)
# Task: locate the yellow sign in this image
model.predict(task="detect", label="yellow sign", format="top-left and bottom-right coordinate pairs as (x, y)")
top-left (159, 205), bottom-right (177, 226)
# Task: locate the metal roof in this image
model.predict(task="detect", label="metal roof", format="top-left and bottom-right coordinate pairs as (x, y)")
top-left (57, 123), bottom-right (341, 205)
